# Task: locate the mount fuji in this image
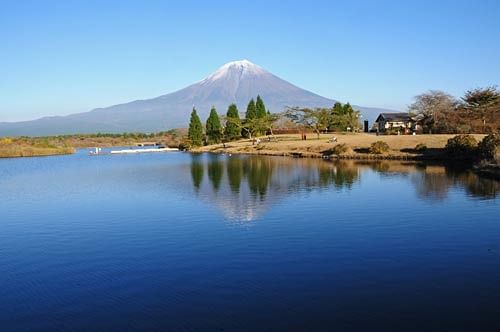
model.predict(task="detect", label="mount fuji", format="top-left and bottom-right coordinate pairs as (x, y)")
top-left (0, 60), bottom-right (394, 136)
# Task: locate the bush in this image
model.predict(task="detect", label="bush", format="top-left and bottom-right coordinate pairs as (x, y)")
top-left (370, 141), bottom-right (390, 154)
top-left (178, 139), bottom-right (192, 151)
top-left (331, 143), bottom-right (350, 155)
top-left (33, 138), bottom-right (56, 149)
top-left (415, 143), bottom-right (427, 152)
top-left (445, 134), bottom-right (477, 155)
top-left (386, 127), bottom-right (405, 135)
top-left (478, 133), bottom-right (500, 160)
top-left (0, 137), bottom-right (13, 145)
top-left (456, 125), bottom-right (472, 134)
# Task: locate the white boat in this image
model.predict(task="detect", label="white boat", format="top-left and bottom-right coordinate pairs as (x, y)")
top-left (89, 147), bottom-right (105, 155)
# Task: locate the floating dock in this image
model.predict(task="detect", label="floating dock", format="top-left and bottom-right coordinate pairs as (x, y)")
top-left (89, 147), bottom-right (178, 155)
top-left (110, 147), bottom-right (178, 154)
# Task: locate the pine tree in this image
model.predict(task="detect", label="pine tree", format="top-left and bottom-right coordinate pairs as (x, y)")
top-left (246, 99), bottom-right (257, 119)
top-left (329, 102), bottom-right (345, 131)
top-left (327, 102), bottom-right (359, 131)
top-left (342, 103), bottom-right (360, 131)
top-left (343, 102), bottom-right (354, 114)
top-left (332, 102), bottom-right (344, 115)
top-left (224, 104), bottom-right (241, 141)
top-left (188, 107), bottom-right (203, 147)
top-left (206, 107), bottom-right (222, 144)
top-left (256, 95), bottom-right (267, 118)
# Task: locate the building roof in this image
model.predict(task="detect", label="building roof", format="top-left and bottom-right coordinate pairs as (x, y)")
top-left (376, 112), bottom-right (413, 122)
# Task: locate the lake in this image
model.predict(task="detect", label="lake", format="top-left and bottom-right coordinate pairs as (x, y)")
top-left (0, 150), bottom-right (499, 331)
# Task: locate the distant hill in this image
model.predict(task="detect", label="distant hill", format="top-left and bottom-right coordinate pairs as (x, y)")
top-left (0, 60), bottom-right (395, 136)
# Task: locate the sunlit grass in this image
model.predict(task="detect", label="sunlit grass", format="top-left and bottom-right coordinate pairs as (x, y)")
top-left (0, 137), bottom-right (75, 158)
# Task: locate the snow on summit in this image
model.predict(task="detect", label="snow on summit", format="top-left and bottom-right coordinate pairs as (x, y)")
top-left (202, 60), bottom-right (267, 83)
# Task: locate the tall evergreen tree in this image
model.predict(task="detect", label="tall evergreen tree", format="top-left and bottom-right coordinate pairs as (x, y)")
top-left (342, 103), bottom-right (360, 131)
top-left (246, 99), bottom-right (257, 119)
top-left (329, 102), bottom-right (345, 131)
top-left (188, 107), bottom-right (203, 147)
top-left (256, 95), bottom-right (267, 118)
top-left (332, 102), bottom-right (344, 115)
top-left (224, 103), bottom-right (241, 141)
top-left (342, 102), bottom-right (354, 114)
top-left (205, 107), bottom-right (222, 144)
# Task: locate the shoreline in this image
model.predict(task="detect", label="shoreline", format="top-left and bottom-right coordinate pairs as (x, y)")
top-left (191, 133), bottom-right (485, 161)
top-left (191, 148), bottom-right (446, 161)
top-left (191, 133), bottom-right (499, 179)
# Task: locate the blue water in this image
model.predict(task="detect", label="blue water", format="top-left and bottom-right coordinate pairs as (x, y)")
top-left (0, 150), bottom-right (499, 331)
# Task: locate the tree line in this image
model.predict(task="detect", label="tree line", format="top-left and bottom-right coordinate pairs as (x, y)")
top-left (408, 86), bottom-right (500, 134)
top-left (188, 95), bottom-right (277, 147)
top-left (188, 96), bottom-right (361, 147)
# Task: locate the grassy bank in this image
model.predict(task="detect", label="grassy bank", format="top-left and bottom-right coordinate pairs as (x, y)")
top-left (0, 137), bottom-right (75, 158)
top-left (0, 130), bottom-right (186, 158)
top-left (192, 133), bottom-right (487, 160)
top-left (60, 130), bottom-right (185, 148)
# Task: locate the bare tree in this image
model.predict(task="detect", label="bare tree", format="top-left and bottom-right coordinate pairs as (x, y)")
top-left (284, 107), bottom-right (330, 139)
top-left (223, 112), bottom-right (280, 140)
top-left (408, 90), bottom-right (457, 133)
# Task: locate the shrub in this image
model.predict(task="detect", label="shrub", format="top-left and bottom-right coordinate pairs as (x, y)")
top-left (445, 134), bottom-right (477, 155)
top-left (370, 141), bottom-right (390, 154)
top-left (331, 143), bottom-right (350, 155)
top-left (456, 125), bottom-right (472, 134)
top-left (0, 137), bottom-right (13, 145)
top-left (178, 139), bottom-right (192, 151)
top-left (478, 133), bottom-right (500, 160)
top-left (33, 138), bottom-right (56, 149)
top-left (415, 143), bottom-right (427, 152)
top-left (385, 128), bottom-right (398, 135)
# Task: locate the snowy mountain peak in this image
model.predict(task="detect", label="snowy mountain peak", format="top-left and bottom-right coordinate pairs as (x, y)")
top-left (202, 59), bottom-right (267, 83)
top-left (0, 59), bottom-right (394, 135)
top-left (223, 59), bottom-right (259, 68)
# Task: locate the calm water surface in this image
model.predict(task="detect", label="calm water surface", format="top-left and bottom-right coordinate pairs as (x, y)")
top-left (0, 150), bottom-right (499, 331)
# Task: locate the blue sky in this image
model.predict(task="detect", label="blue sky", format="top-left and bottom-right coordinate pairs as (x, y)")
top-left (1, 0), bottom-right (499, 121)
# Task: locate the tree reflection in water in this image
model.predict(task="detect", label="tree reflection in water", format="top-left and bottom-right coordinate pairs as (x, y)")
top-left (189, 154), bottom-right (499, 221)
top-left (226, 157), bottom-right (244, 193)
top-left (190, 154), bottom-right (204, 192)
top-left (207, 154), bottom-right (223, 192)
top-left (244, 157), bottom-right (274, 199)
top-left (318, 161), bottom-right (359, 189)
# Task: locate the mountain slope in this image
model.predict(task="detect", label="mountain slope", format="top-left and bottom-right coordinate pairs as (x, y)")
top-left (0, 60), bottom-right (394, 136)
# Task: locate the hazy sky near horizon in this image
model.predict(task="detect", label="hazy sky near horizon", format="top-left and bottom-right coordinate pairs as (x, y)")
top-left (1, 0), bottom-right (499, 121)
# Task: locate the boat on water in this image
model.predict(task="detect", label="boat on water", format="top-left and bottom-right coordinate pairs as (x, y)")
top-left (89, 147), bottom-right (106, 155)
top-left (89, 146), bottom-right (178, 155)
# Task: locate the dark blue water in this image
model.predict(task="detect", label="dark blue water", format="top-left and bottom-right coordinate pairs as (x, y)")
top-left (0, 150), bottom-right (499, 331)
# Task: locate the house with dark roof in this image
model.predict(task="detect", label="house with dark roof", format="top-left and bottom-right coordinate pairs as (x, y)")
top-left (374, 113), bottom-right (415, 133)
